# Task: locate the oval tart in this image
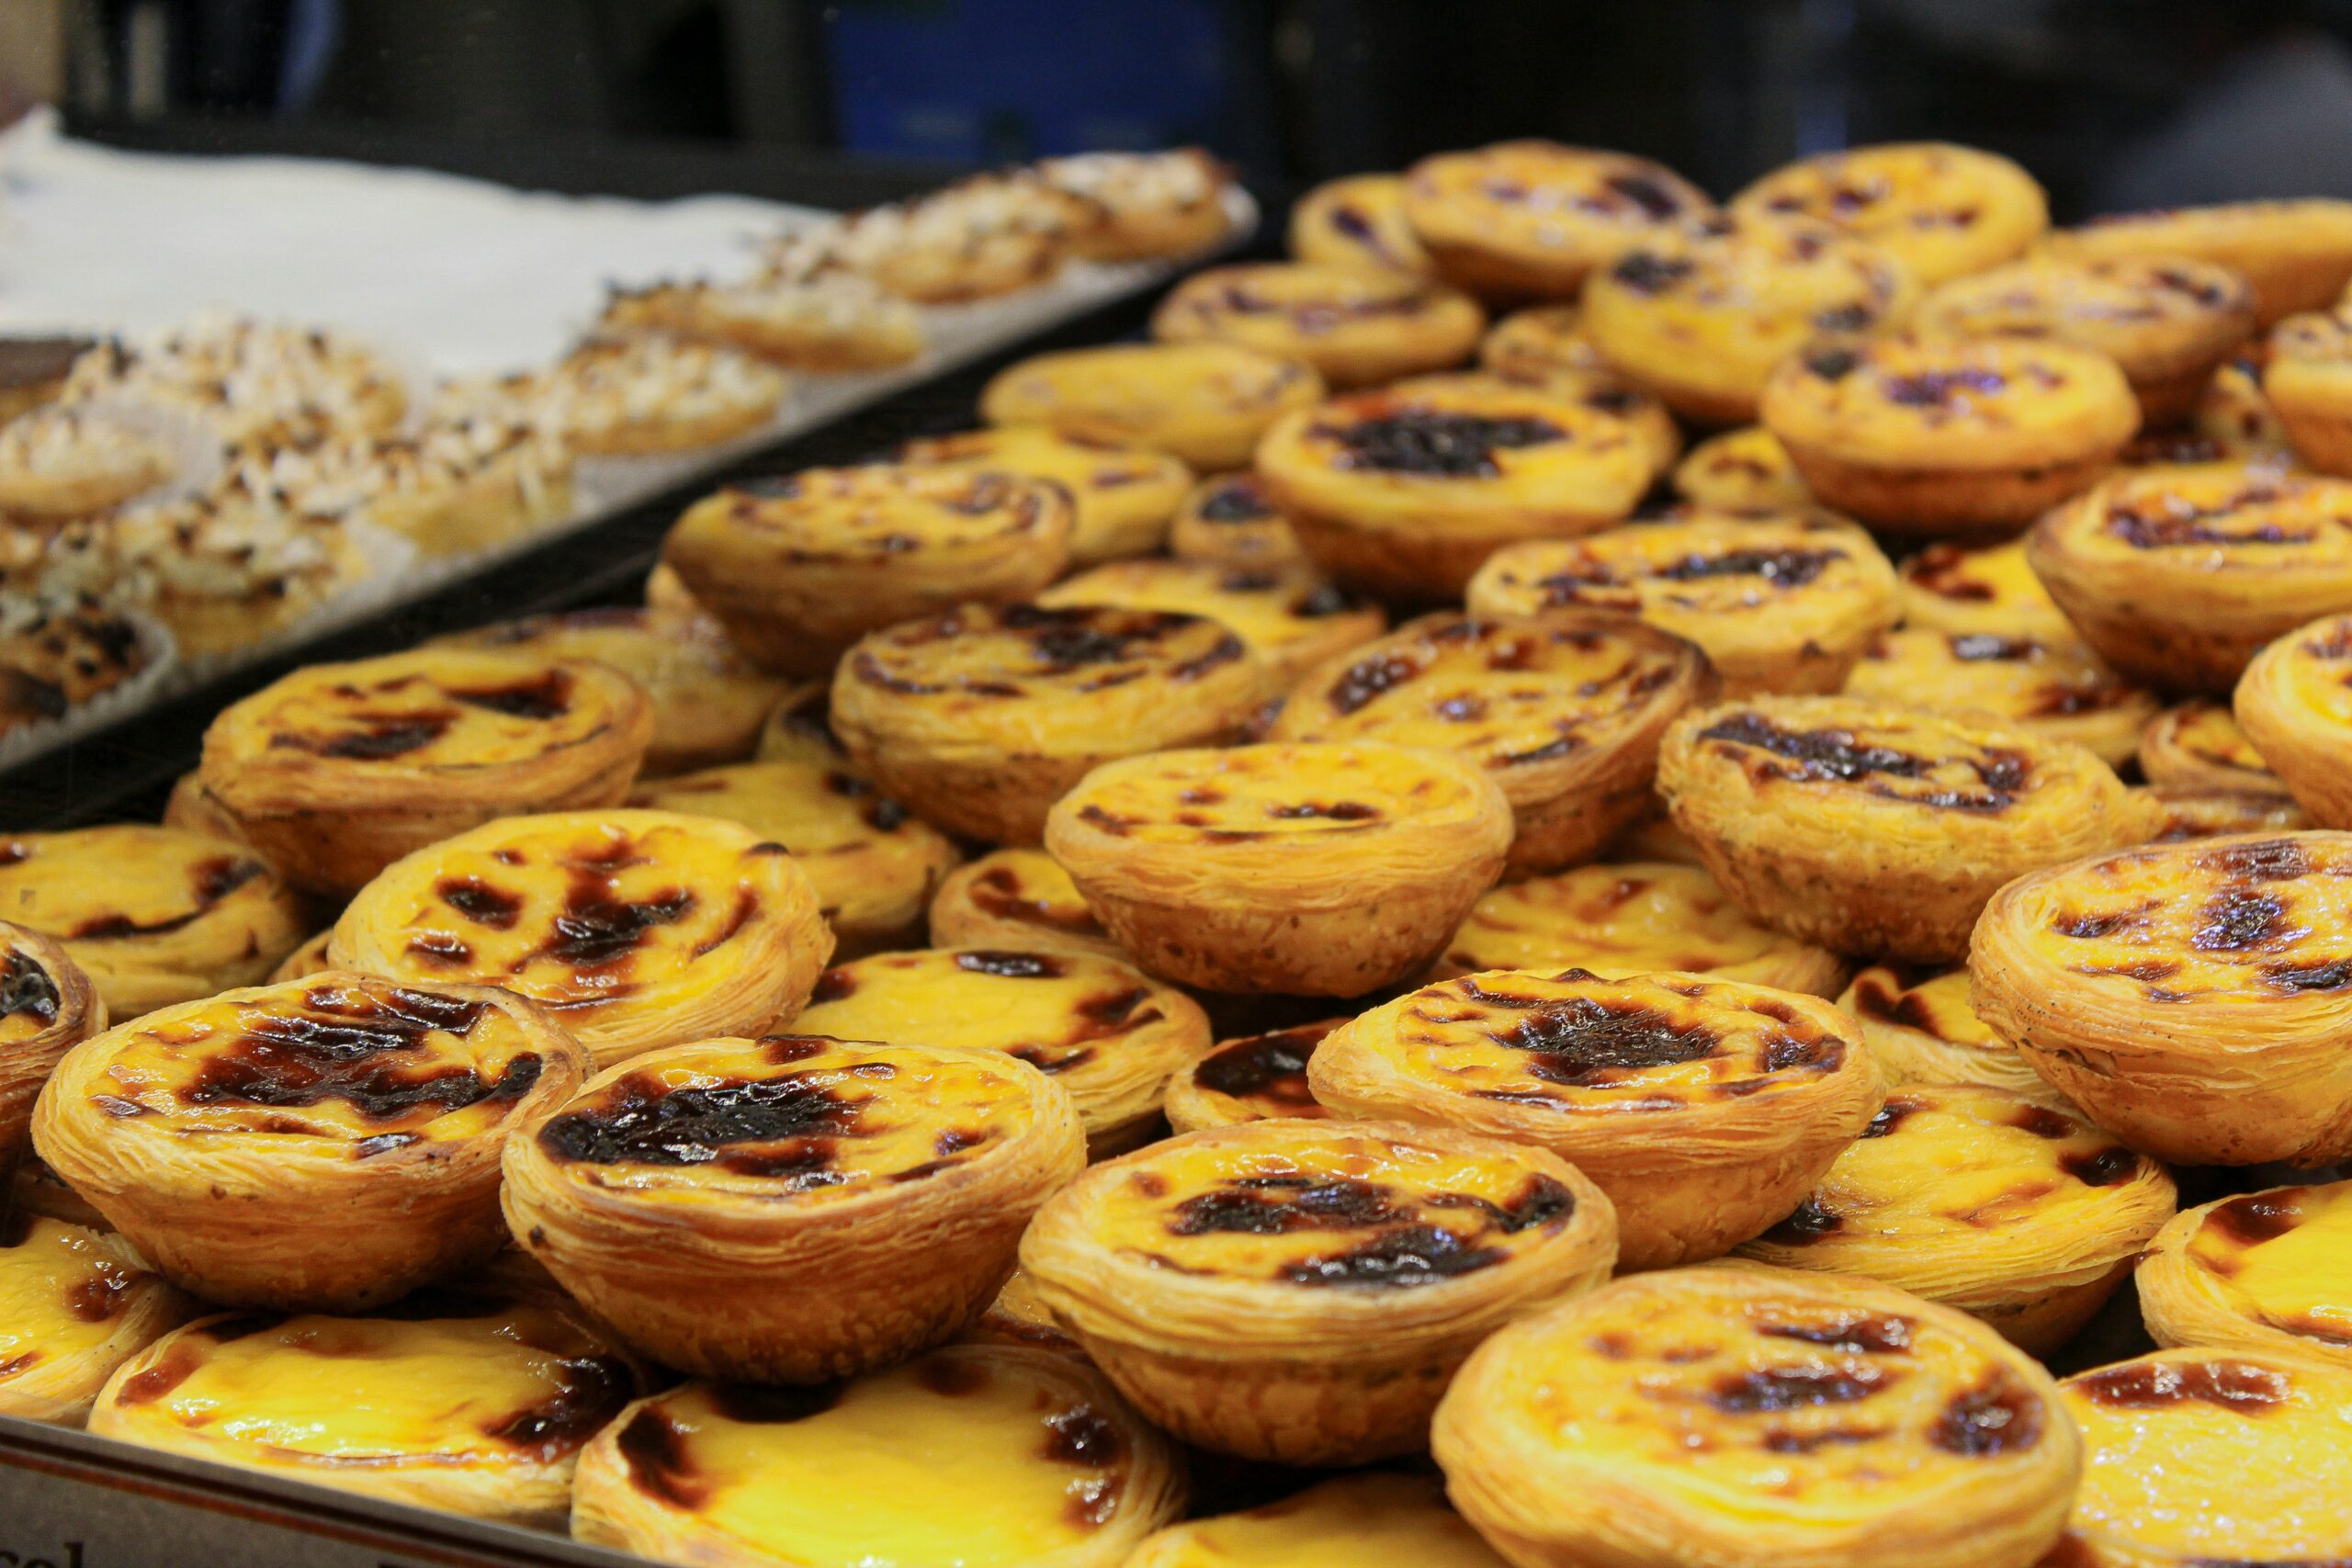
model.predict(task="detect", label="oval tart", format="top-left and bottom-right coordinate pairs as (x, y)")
top-left (1837, 964), bottom-right (2068, 1106)
top-left (1400, 140), bottom-right (1714, 300)
top-left (979, 341), bottom-right (1325, 473)
top-left (2138, 1178), bottom-right (2352, 1372)
top-left (1732, 141), bottom-right (2049, 285)
top-left (0, 922), bottom-right (103, 1168)
top-left (1895, 538), bottom-right (2075, 642)
top-left (1035, 557), bottom-right (1383, 692)
top-left (896, 425), bottom-right (1192, 567)
top-left (1161, 1019), bottom-right (1344, 1135)
top-left (1125, 1472), bottom-right (1506, 1568)
top-left (0, 1212), bottom-right (189, 1424)
top-left (1841, 628), bottom-right (2157, 770)
top-left (927, 848), bottom-right (1125, 963)
top-left (2233, 611), bottom-right (2352, 826)
top-left (1151, 262), bottom-right (1485, 389)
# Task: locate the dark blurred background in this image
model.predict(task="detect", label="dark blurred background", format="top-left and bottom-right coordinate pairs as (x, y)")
top-left (19, 0), bottom-right (2352, 211)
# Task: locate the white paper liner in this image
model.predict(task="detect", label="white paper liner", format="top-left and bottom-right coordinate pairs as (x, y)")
top-left (0, 607), bottom-right (180, 772)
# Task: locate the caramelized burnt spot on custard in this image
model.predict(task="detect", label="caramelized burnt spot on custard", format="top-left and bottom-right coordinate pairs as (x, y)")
top-left (1698, 710), bottom-right (2030, 813)
top-left (2073, 1357), bottom-right (2291, 1415)
top-left (798, 949), bottom-right (1167, 1077)
top-left (58, 852), bottom-right (265, 942)
top-left (1317, 402), bottom-right (1566, 479)
top-left (263, 666), bottom-right (588, 764)
top-left (1162, 1169), bottom-right (1576, 1290)
top-left (2101, 481), bottom-right (2324, 550)
top-left (1191, 1021), bottom-right (1342, 1118)
top-left (0, 945), bottom-right (61, 1032)
top-left (850, 604), bottom-right (1243, 699)
top-left (2180, 1182), bottom-right (2352, 1347)
top-left (1536, 542), bottom-right (1847, 608)
top-left (1193, 475), bottom-right (1277, 525)
top-left (967, 858), bottom-right (1102, 935)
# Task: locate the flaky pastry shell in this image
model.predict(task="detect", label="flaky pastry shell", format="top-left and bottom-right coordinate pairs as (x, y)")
top-left (2038, 197), bottom-right (2352, 324)
top-left (1837, 964), bottom-right (2072, 1107)
top-left (2136, 1177), bottom-right (2352, 1373)
top-left (2138, 697), bottom-right (2287, 793)
top-left (0, 1212), bottom-right (190, 1424)
top-left (979, 341), bottom-right (1325, 472)
top-left (1841, 627), bottom-right (2158, 769)
top-left (0, 922), bottom-right (103, 1168)
top-left (1125, 1472), bottom-right (1505, 1567)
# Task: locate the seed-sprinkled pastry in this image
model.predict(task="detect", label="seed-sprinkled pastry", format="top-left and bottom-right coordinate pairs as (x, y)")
top-left (1837, 964), bottom-right (2068, 1106)
top-left (0, 590), bottom-right (157, 736)
top-left (1738, 1084), bottom-right (2174, 1354)
top-left (1842, 628), bottom-right (2157, 768)
top-left (1125, 1472), bottom-right (1507, 1568)
top-left (1895, 537), bottom-right (2074, 641)
top-left (33, 976), bottom-right (584, 1310)
top-left (1467, 508), bottom-right (1899, 696)
top-left (198, 648), bottom-right (654, 897)
top-left (831, 602), bottom-right (1268, 845)
top-left (980, 341), bottom-right (1325, 472)
top-left (0, 334), bottom-right (96, 423)
top-left (330, 809), bottom-right (831, 1069)
top-left (0, 826), bottom-right (306, 1020)
top-left (1732, 141), bottom-right (2049, 286)
top-left (533, 332), bottom-right (787, 457)
top-left (1041, 147), bottom-right (1234, 261)
top-left (1165, 471), bottom-right (1306, 569)
top-left (571, 1345), bottom-right (1183, 1567)
top-left (1152, 263), bottom-right (1485, 389)
top-left (895, 425), bottom-right (1190, 567)
top-left (1436, 861), bottom-right (1848, 996)
top-left (662, 466), bottom-right (1076, 677)
top-left (0, 406), bottom-right (175, 519)
top-left (1046, 741), bottom-right (1513, 997)
top-left (2140, 698), bottom-right (2287, 793)
top-left (286, 414), bottom-right (573, 559)
top-left (91, 1298), bottom-right (635, 1525)
top-left (0, 924), bottom-right (103, 1168)
top-left (2138, 1178), bottom-right (2352, 1371)
top-left (1035, 557), bottom-right (1382, 691)
top-left (1759, 334), bottom-right (2139, 538)
top-left (604, 270), bottom-right (925, 373)
top-left (927, 848), bottom-right (1125, 963)
top-left (2040, 198), bottom-right (2352, 324)
top-left (1658, 694), bottom-right (2150, 963)
top-left (1288, 173), bottom-right (1434, 277)
top-left (2139, 783), bottom-right (2311, 841)
top-left (791, 947), bottom-right (1209, 1157)
top-left (1310, 968), bottom-right (1881, 1269)
top-left (1162, 1019), bottom-right (1343, 1134)
top-left (1432, 1265), bottom-right (2078, 1568)
top-left (0, 1213), bottom-right (188, 1424)
top-left (1400, 140), bottom-right (1714, 300)
top-left (1669, 424), bottom-right (1814, 510)
top-left (2234, 610), bottom-right (2352, 825)
top-left (504, 1034), bottom-right (1082, 1382)
top-left (1022, 1120), bottom-right (1615, 1464)
top-left (1269, 611), bottom-right (1710, 874)
top-left (1972, 830), bottom-right (2352, 1166)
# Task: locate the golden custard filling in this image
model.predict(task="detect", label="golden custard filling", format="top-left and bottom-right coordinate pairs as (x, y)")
top-left (1060, 742), bottom-right (1494, 846)
top-left (2252, 615), bottom-right (2352, 724)
top-left (1135, 1474), bottom-right (1502, 1567)
top-left (940, 849), bottom-right (1109, 945)
top-left (2052, 470), bottom-right (2352, 567)
top-left (1036, 560), bottom-right (1372, 668)
top-left (1270, 384), bottom-right (1649, 517)
top-left (0, 828), bottom-right (275, 953)
top-left (1404, 142), bottom-right (1713, 258)
top-left (2179, 1179), bottom-right (2352, 1348)
top-left (843, 604), bottom-right (1252, 727)
top-left (532, 1035), bottom-right (1034, 1203)
top-left (1764, 335), bottom-right (2136, 466)
top-left (1683, 704), bottom-right (2060, 816)
top-left (1843, 630), bottom-right (2149, 737)
top-left (1441, 863), bottom-right (1817, 980)
top-left (1845, 967), bottom-right (2003, 1050)
top-left (1671, 426), bottom-right (1811, 510)
top-left (1180, 1021), bottom-right (1340, 1124)
top-left (902, 425), bottom-right (1185, 498)
top-left (1915, 255), bottom-right (2251, 362)
top-left (0, 1215), bottom-right (163, 1379)
top-left (1896, 540), bottom-right (2071, 638)
top-left (673, 467), bottom-right (1066, 558)
top-left (1156, 263), bottom-right (1476, 338)
top-left (1732, 142), bottom-right (2044, 282)
top-left (2145, 700), bottom-right (2279, 785)
top-left (1470, 511), bottom-right (1887, 622)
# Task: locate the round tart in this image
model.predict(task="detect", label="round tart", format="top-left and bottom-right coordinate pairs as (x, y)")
top-left (979, 342), bottom-right (1325, 472)
top-left (2140, 697), bottom-right (2286, 792)
top-left (90, 1298), bottom-right (635, 1526)
top-left (2256, 304), bottom-right (2352, 476)
top-left (1020, 1119), bottom-right (1616, 1464)
top-left (197, 647), bottom-right (654, 897)
top-left (1287, 173), bottom-right (1434, 277)
top-left (571, 1345), bottom-right (1183, 1568)
top-left (1582, 212), bottom-right (1915, 425)
top-left (2138, 1178), bottom-right (2352, 1371)
top-left (630, 759), bottom-right (958, 958)
top-left (1657, 694), bottom-right (2149, 964)
top-left (1043, 147), bottom-right (1231, 261)
top-left (0, 826), bottom-right (306, 1020)
top-left (1669, 424), bottom-right (1814, 510)
top-left (1268, 610), bottom-right (1710, 874)
top-left (1125, 1472), bottom-right (1505, 1568)
top-left (2040, 198), bottom-right (2352, 324)
top-left (1256, 378), bottom-right (1651, 603)
top-left (535, 332), bottom-right (787, 456)
top-left (606, 270), bottom-right (924, 373)
top-left (1431, 1264), bottom-right (2078, 1568)
top-left (1045, 741), bottom-right (1512, 997)
top-left (0, 923), bottom-right (103, 1168)
top-left (1896, 538), bottom-right (2074, 641)
top-left (927, 848), bottom-right (1125, 963)
top-left (1758, 333), bottom-right (2140, 538)
top-left (2141, 783), bottom-right (2310, 841)
top-left (2029, 468), bottom-right (2352, 691)
top-left (1480, 303), bottom-right (1605, 379)
top-left (504, 1034), bottom-right (1082, 1382)
top-left (825, 174), bottom-right (1087, 303)
top-left (1399, 140), bottom-right (1713, 300)
top-left (329, 808), bottom-right (831, 1069)
top-left (1838, 964), bottom-right (2068, 1106)
top-left (1151, 263), bottom-right (1484, 389)
top-left (1035, 557), bottom-right (1381, 692)
top-left (1466, 508), bottom-right (1899, 696)
top-left (1732, 141), bottom-right (2047, 284)
top-left (1971, 830), bottom-right (2352, 1166)
top-left (790, 947), bottom-right (1209, 1157)
top-left (1842, 628), bottom-right (2157, 768)
top-left (662, 466), bottom-right (1075, 677)
top-left (897, 425), bottom-right (1191, 567)
top-left (1166, 471), bottom-right (1305, 569)
top-left (2054, 1347), bottom-right (2352, 1565)
top-left (830, 602), bottom-right (1268, 845)
top-left (1161, 1019), bottom-right (1343, 1134)
top-left (1395, 364), bottom-right (1686, 487)
top-left (1310, 968), bottom-right (1882, 1269)
top-left (0, 1213), bottom-right (188, 1424)
top-left (1436, 860), bottom-right (1848, 996)
top-left (1737, 1084), bottom-right (2174, 1354)
top-left (33, 976), bottom-right (584, 1310)
top-left (2235, 610), bottom-right (2352, 824)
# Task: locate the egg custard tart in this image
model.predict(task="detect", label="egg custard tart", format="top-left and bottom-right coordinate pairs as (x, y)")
top-left (1480, 302), bottom-right (1605, 378)
top-left (1732, 141), bottom-right (2049, 287)
top-left (790, 947), bottom-right (1209, 1157)
top-left (1270, 611), bottom-right (1707, 874)
top-left (1838, 964), bottom-right (2068, 1105)
top-left (927, 848), bottom-right (1125, 962)
top-left (1669, 424), bottom-right (1814, 510)
top-left (2197, 346), bottom-right (2295, 453)
top-left (0, 1213), bottom-right (189, 1424)
top-left (1896, 538), bottom-right (2075, 641)
top-left (2040, 198), bottom-right (2352, 325)
top-left (2140, 698), bottom-right (2287, 792)
top-left (504, 1034), bottom-right (1081, 1382)
top-left (2140, 783), bottom-right (2310, 841)
top-left (0, 923), bottom-right (103, 1168)
top-left (1034, 558), bottom-right (1381, 693)
top-left (2136, 1177), bottom-right (2352, 1372)
top-left (1310, 968), bottom-right (1881, 1270)
top-left (1020, 1119), bottom-right (1614, 1464)
top-left (1045, 742), bottom-right (1513, 997)
top-left (1843, 629), bottom-right (2158, 769)
top-left (330, 809), bottom-right (831, 1069)
top-left (662, 467), bottom-right (1075, 678)
top-left (572, 1345), bottom-right (1183, 1568)
top-left (90, 1298), bottom-right (635, 1525)
top-left (1258, 379), bottom-right (1649, 604)
top-left (1431, 1264), bottom-right (2078, 1568)
top-left (197, 647), bottom-right (654, 897)
top-left (266, 929), bottom-right (334, 984)
top-left (33, 976), bottom-right (584, 1310)
top-left (1288, 172), bottom-right (1434, 277)
top-left (629, 760), bottom-right (959, 958)
top-left (1465, 508), bottom-right (1900, 697)
top-left (1970, 830), bottom-right (2352, 1166)
top-left (2234, 611), bottom-right (2352, 824)
top-left (980, 341), bottom-right (1325, 473)
top-left (1738, 1084), bottom-right (2174, 1354)
top-left (0, 826), bottom-right (306, 1019)
top-left (2258, 304), bottom-right (2352, 475)
top-left (1759, 334), bottom-right (2140, 538)
top-left (2053, 1346), bottom-right (2352, 1565)
top-left (831, 603), bottom-right (1268, 846)
top-left (1125, 1472), bottom-right (1506, 1568)
top-left (1162, 1019), bottom-right (1342, 1134)
top-left (1435, 861), bottom-right (1848, 996)
top-left (2029, 469), bottom-right (2352, 691)
top-left (1399, 141), bottom-right (1714, 301)
top-left (1151, 263), bottom-right (1484, 390)
top-left (1166, 471), bottom-right (1306, 569)
top-left (895, 426), bottom-right (1190, 567)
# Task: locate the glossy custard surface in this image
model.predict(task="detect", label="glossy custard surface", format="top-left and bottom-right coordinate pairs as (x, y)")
top-left (2180, 1179), bottom-right (2352, 1348)
top-left (0, 1215), bottom-right (164, 1382)
top-left (1442, 863), bottom-right (1815, 979)
top-left (1057, 743), bottom-right (1496, 848)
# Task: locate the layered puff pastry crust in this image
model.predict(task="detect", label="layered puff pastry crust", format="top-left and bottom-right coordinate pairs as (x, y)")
top-left (2039, 197), bottom-right (2352, 324)
top-left (32, 976), bottom-right (584, 1310)
top-left (1969, 830), bottom-right (2352, 1166)
top-left (896, 425), bottom-right (1190, 567)
top-left (1841, 628), bottom-right (2157, 769)
top-left (1033, 557), bottom-right (1383, 692)
top-left (1044, 741), bottom-right (1513, 996)
top-left (1400, 140), bottom-right (1714, 300)
top-left (1125, 1472), bottom-right (1506, 1568)
top-left (1309, 967), bottom-right (1882, 1270)
top-left (571, 1346), bottom-right (1184, 1568)
top-left (1151, 263), bottom-right (1485, 389)
top-left (1431, 1264), bottom-right (2078, 1568)
top-left (503, 1033), bottom-right (1083, 1382)
top-left (1657, 695), bottom-right (2149, 964)
top-left (1731, 141), bottom-right (2049, 285)
top-left (90, 1297), bottom-right (636, 1526)
top-left (1895, 538), bottom-right (2075, 642)
top-left (979, 341), bottom-right (1325, 472)
top-left (1019, 1119), bottom-right (1616, 1464)
top-left (2233, 611), bottom-right (2352, 825)
top-left (197, 648), bottom-right (655, 897)
top-left (1838, 964), bottom-right (2069, 1106)
top-left (0, 1212), bottom-right (189, 1424)
top-left (329, 809), bottom-right (831, 1069)
top-left (0, 922), bottom-right (104, 1167)
top-left (2137, 1177), bottom-right (2352, 1372)
top-left (1287, 173), bottom-right (1435, 278)
top-left (926, 848), bottom-right (1125, 962)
